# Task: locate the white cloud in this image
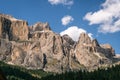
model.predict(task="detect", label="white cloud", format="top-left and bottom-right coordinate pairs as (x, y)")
top-left (98, 19), bottom-right (120, 33)
top-left (84, 0), bottom-right (120, 33)
top-left (61, 15), bottom-right (74, 26)
top-left (60, 26), bottom-right (93, 41)
top-left (48, 0), bottom-right (73, 6)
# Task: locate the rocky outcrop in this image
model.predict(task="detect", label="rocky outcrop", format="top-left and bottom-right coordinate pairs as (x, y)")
top-left (8, 31), bottom-right (69, 72)
top-left (10, 20), bottom-right (29, 41)
top-left (0, 14), bottom-right (118, 73)
top-left (73, 33), bottom-right (113, 69)
top-left (78, 33), bottom-right (91, 44)
top-left (100, 44), bottom-right (115, 57)
top-left (0, 39), bottom-right (12, 61)
top-left (62, 34), bottom-right (75, 46)
top-left (32, 22), bottom-right (51, 31)
top-left (0, 14), bottom-right (29, 41)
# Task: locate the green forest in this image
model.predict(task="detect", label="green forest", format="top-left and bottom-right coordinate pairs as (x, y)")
top-left (0, 61), bottom-right (120, 80)
top-left (0, 61), bottom-right (51, 80)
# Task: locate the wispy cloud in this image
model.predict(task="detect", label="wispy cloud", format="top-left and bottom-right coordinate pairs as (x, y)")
top-left (48, 0), bottom-right (74, 6)
top-left (61, 15), bottom-right (74, 26)
top-left (60, 26), bottom-right (93, 41)
top-left (84, 0), bottom-right (120, 33)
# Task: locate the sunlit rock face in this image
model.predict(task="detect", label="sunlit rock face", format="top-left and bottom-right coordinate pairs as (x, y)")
top-left (0, 14), bottom-right (117, 73)
top-left (0, 14), bottom-right (29, 41)
top-left (73, 33), bottom-right (113, 69)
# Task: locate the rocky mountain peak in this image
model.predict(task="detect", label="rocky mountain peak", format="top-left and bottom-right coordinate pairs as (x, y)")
top-left (78, 33), bottom-right (91, 44)
top-left (0, 14), bottom-right (29, 41)
top-left (0, 13), bottom-right (20, 21)
top-left (32, 22), bottom-right (51, 32)
top-left (101, 44), bottom-right (113, 49)
top-left (62, 34), bottom-right (75, 46)
top-left (92, 39), bottom-right (100, 47)
top-left (0, 13), bottom-right (118, 73)
top-left (101, 44), bottom-right (115, 56)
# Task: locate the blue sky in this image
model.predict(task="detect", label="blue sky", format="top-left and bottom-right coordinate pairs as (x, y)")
top-left (0, 0), bottom-right (120, 54)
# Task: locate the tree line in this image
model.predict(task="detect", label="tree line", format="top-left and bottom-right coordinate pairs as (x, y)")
top-left (0, 61), bottom-right (120, 80)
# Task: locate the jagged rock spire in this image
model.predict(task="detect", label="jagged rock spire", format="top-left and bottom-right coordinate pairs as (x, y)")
top-left (78, 33), bottom-right (91, 44)
top-left (92, 39), bottom-right (100, 47)
top-left (32, 22), bottom-right (51, 31)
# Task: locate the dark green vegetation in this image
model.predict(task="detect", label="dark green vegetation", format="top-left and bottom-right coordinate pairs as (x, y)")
top-left (0, 61), bottom-right (51, 80)
top-left (41, 65), bottom-right (120, 80)
top-left (0, 61), bottom-right (120, 80)
top-left (0, 69), bottom-right (7, 80)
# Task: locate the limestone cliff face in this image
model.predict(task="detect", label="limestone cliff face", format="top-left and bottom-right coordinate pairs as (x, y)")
top-left (0, 14), bottom-right (29, 41)
top-left (0, 14), bottom-right (118, 73)
top-left (73, 33), bottom-right (112, 69)
top-left (10, 20), bottom-right (29, 41)
top-left (9, 31), bottom-right (69, 72)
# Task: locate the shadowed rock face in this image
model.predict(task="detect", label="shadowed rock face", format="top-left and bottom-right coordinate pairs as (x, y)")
top-left (32, 22), bottom-right (51, 31)
top-left (100, 44), bottom-right (115, 57)
top-left (0, 16), bottom-right (11, 39)
top-left (92, 39), bottom-right (100, 47)
top-left (62, 34), bottom-right (75, 46)
top-left (0, 14), bottom-right (117, 73)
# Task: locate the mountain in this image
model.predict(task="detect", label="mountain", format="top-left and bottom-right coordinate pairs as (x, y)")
top-left (0, 13), bottom-right (119, 73)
